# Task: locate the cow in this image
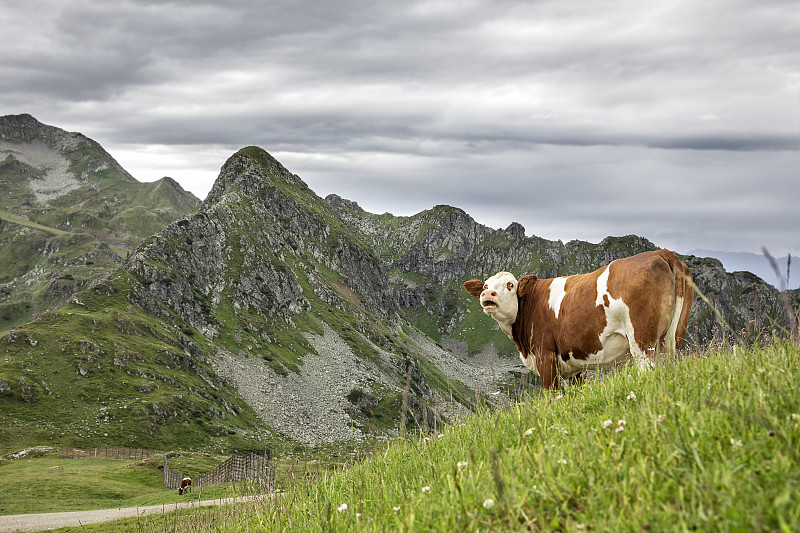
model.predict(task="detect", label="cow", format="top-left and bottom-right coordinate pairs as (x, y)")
top-left (178, 477), bottom-right (192, 495)
top-left (463, 249), bottom-right (693, 390)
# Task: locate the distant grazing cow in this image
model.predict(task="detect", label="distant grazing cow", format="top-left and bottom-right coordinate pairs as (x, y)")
top-left (178, 477), bottom-right (192, 495)
top-left (463, 249), bottom-right (694, 390)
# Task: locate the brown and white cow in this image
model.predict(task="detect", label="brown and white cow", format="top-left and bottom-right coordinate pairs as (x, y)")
top-left (463, 249), bottom-right (693, 390)
top-left (178, 477), bottom-right (192, 495)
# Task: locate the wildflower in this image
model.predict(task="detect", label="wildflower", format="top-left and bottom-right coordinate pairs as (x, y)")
top-left (618, 419), bottom-right (626, 426)
top-left (789, 413), bottom-right (799, 421)
top-left (730, 438), bottom-right (743, 448)
top-left (423, 436), bottom-right (430, 443)
top-left (603, 419), bottom-right (613, 429)
top-left (558, 459), bottom-right (568, 465)
top-left (422, 486), bottom-right (431, 493)
top-left (616, 425), bottom-right (625, 433)
top-left (524, 427), bottom-right (535, 436)
top-left (656, 414), bottom-right (666, 424)
top-left (457, 460), bottom-right (468, 470)
top-left (483, 499), bottom-right (495, 509)
top-left (627, 391), bottom-right (637, 401)
top-left (337, 503), bottom-right (348, 513)
top-left (437, 433), bottom-right (444, 439)
top-left (356, 513), bottom-right (362, 519)
top-left (393, 506), bottom-right (401, 513)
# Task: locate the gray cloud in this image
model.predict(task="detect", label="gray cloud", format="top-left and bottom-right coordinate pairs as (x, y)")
top-left (1, 0), bottom-right (798, 256)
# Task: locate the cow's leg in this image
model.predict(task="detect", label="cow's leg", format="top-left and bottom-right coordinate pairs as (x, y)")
top-left (537, 351), bottom-right (561, 390)
top-left (629, 340), bottom-right (654, 372)
top-left (568, 372), bottom-right (584, 387)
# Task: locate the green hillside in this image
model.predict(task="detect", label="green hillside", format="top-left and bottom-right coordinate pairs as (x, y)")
top-left (0, 114), bottom-right (200, 334)
top-left (0, 271), bottom-right (273, 455)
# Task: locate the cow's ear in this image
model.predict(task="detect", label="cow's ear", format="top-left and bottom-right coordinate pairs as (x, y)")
top-left (517, 275), bottom-right (538, 296)
top-left (463, 279), bottom-right (484, 298)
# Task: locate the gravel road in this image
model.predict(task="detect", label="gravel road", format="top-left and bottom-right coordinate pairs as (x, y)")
top-left (0, 495), bottom-right (264, 533)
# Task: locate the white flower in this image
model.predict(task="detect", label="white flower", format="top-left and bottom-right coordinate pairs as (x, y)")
top-left (627, 391), bottom-right (637, 401)
top-left (789, 413), bottom-right (799, 421)
top-left (457, 460), bottom-right (468, 470)
top-left (393, 506), bottom-right (401, 513)
top-left (558, 459), bottom-right (568, 465)
top-left (337, 503), bottom-right (348, 513)
top-left (422, 486), bottom-right (431, 493)
top-left (356, 513), bottom-right (361, 519)
top-left (615, 425), bottom-right (625, 433)
top-left (603, 419), bottom-right (613, 429)
top-left (618, 419), bottom-right (626, 426)
top-left (437, 433), bottom-right (444, 439)
top-left (423, 436), bottom-right (430, 443)
top-left (483, 499), bottom-right (495, 509)
top-left (657, 414), bottom-right (666, 424)
top-left (524, 427), bottom-right (535, 436)
top-left (730, 438), bottom-right (743, 448)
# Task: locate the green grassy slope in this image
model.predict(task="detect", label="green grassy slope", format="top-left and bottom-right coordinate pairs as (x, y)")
top-left (0, 453), bottom-right (228, 515)
top-left (139, 339), bottom-right (799, 532)
top-left (0, 271), bottom-right (275, 455)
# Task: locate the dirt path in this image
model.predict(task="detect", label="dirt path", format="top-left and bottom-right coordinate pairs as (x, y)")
top-left (0, 495), bottom-right (264, 533)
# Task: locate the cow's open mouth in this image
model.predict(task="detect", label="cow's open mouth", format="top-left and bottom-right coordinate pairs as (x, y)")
top-left (482, 300), bottom-right (498, 310)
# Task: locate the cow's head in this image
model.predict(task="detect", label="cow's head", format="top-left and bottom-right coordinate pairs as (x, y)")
top-left (463, 271), bottom-right (521, 326)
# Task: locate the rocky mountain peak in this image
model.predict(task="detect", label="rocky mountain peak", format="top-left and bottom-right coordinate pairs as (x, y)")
top-left (325, 194), bottom-right (364, 212)
top-left (504, 222), bottom-right (526, 238)
top-left (203, 146), bottom-right (304, 208)
top-left (0, 114), bottom-right (48, 143)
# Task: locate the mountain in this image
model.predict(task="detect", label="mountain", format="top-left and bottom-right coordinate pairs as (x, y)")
top-left (0, 114), bottom-right (200, 334)
top-left (0, 139), bottom-right (792, 455)
top-left (689, 249), bottom-right (797, 291)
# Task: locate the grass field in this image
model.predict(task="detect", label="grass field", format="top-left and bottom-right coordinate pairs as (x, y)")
top-left (6, 339), bottom-right (800, 532)
top-left (0, 209), bottom-right (68, 236)
top-left (0, 452), bottom-right (251, 516)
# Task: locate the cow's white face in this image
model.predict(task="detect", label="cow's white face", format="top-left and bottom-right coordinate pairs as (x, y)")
top-left (465, 271), bottom-right (519, 331)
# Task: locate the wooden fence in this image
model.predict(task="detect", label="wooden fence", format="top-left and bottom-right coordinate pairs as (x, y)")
top-left (164, 452), bottom-right (274, 492)
top-left (60, 446), bottom-right (163, 460)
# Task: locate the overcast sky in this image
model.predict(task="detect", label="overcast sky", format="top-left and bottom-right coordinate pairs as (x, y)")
top-left (2, 0), bottom-right (798, 257)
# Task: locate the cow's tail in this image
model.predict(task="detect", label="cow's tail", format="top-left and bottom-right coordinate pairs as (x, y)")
top-left (662, 250), bottom-right (694, 355)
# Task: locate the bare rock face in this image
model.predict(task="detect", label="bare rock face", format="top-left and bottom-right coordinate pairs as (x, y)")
top-left (683, 256), bottom-right (791, 341)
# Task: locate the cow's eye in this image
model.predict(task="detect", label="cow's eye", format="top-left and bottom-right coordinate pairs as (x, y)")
top-left (483, 283), bottom-right (488, 290)
top-left (507, 282), bottom-right (514, 290)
